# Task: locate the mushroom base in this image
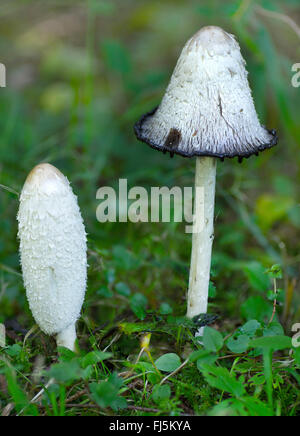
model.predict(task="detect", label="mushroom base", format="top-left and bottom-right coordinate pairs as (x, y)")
top-left (56, 323), bottom-right (77, 351)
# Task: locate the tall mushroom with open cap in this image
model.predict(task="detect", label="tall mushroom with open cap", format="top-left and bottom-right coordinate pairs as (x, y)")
top-left (17, 163), bottom-right (87, 351)
top-left (134, 26), bottom-right (277, 322)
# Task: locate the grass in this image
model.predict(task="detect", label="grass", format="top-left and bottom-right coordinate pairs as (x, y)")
top-left (0, 0), bottom-right (300, 416)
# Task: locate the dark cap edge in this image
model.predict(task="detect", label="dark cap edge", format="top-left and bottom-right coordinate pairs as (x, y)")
top-left (134, 106), bottom-right (278, 160)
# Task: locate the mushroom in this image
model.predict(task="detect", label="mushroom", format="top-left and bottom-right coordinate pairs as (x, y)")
top-left (17, 163), bottom-right (87, 350)
top-left (134, 26), bottom-right (277, 323)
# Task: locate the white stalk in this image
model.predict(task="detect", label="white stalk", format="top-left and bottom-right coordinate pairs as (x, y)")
top-left (56, 324), bottom-right (77, 351)
top-left (187, 157), bottom-right (216, 319)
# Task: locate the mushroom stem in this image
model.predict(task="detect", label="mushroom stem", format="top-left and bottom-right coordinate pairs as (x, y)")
top-left (56, 323), bottom-right (77, 351)
top-left (187, 157), bottom-right (217, 319)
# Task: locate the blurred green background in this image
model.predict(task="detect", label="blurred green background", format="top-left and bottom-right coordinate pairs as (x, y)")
top-left (0, 0), bottom-right (299, 338)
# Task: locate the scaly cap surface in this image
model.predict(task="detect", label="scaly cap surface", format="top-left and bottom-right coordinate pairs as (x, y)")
top-left (17, 163), bottom-right (87, 335)
top-left (135, 26), bottom-right (277, 159)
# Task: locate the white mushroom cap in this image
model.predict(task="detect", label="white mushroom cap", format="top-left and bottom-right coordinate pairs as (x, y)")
top-left (135, 26), bottom-right (277, 159)
top-left (17, 163), bottom-right (87, 337)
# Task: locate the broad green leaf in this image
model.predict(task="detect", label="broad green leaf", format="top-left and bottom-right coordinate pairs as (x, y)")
top-left (155, 353), bottom-right (181, 372)
top-left (227, 335), bottom-right (249, 354)
top-left (294, 348), bottom-right (300, 366)
top-left (109, 372), bottom-right (124, 390)
top-left (241, 396), bottom-right (273, 416)
top-left (152, 384), bottom-right (171, 404)
top-left (90, 382), bottom-right (120, 409)
top-left (263, 322), bottom-right (284, 337)
top-left (249, 335), bottom-right (292, 351)
top-left (203, 327), bottom-right (224, 352)
top-left (57, 347), bottom-right (76, 361)
top-left (208, 396), bottom-right (273, 417)
top-left (196, 351), bottom-right (217, 370)
top-left (208, 399), bottom-right (241, 416)
top-left (240, 320), bottom-right (261, 337)
top-left (200, 364), bottom-right (246, 398)
top-left (147, 372), bottom-right (161, 385)
top-left (5, 344), bottom-right (22, 357)
top-left (89, 373), bottom-right (126, 411)
top-left (189, 349), bottom-right (215, 363)
top-left (46, 360), bottom-right (84, 383)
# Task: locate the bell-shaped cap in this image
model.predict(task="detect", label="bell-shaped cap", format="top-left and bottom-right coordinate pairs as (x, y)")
top-left (134, 26), bottom-right (277, 159)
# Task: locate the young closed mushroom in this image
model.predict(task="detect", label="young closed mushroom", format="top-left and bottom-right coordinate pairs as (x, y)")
top-left (135, 26), bottom-right (277, 323)
top-left (17, 163), bottom-right (87, 351)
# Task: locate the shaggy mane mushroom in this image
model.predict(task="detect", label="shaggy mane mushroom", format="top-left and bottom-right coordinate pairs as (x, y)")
top-left (17, 163), bottom-right (87, 351)
top-left (134, 26), bottom-right (278, 327)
